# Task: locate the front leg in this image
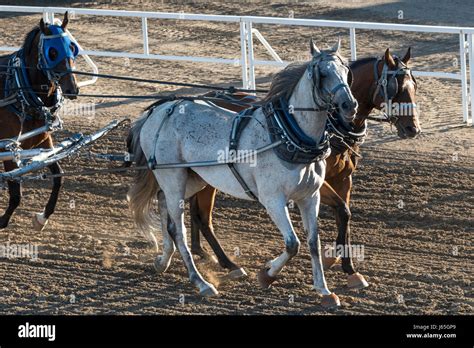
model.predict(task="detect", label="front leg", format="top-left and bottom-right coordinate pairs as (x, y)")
top-left (298, 194), bottom-right (340, 309)
top-left (257, 195), bottom-right (300, 289)
top-left (32, 137), bottom-right (63, 231)
top-left (328, 174), bottom-right (368, 289)
top-left (32, 162), bottom-right (63, 231)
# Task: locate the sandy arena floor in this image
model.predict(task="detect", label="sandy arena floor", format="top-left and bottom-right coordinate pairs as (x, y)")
top-left (0, 0), bottom-right (472, 315)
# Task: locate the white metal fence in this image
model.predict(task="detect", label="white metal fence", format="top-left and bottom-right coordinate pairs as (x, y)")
top-left (0, 6), bottom-right (473, 125)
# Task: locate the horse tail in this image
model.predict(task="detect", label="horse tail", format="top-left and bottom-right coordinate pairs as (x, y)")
top-left (126, 111), bottom-right (161, 241)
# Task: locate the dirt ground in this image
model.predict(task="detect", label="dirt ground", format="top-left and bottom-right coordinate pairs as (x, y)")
top-left (0, 0), bottom-right (472, 315)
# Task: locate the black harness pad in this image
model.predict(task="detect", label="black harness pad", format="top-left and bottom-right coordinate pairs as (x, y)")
top-left (264, 98), bottom-right (331, 164)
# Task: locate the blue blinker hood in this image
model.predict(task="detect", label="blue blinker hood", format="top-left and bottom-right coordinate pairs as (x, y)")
top-left (41, 24), bottom-right (78, 70)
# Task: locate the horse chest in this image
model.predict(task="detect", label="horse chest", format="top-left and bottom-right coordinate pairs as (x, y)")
top-left (326, 151), bottom-right (355, 180)
top-left (285, 163), bottom-right (325, 200)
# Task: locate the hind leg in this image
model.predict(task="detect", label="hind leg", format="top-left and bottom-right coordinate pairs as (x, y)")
top-left (190, 193), bottom-right (209, 259)
top-left (0, 161), bottom-right (22, 229)
top-left (192, 186), bottom-right (245, 277)
top-left (154, 190), bottom-right (176, 274)
top-left (155, 169), bottom-right (217, 296)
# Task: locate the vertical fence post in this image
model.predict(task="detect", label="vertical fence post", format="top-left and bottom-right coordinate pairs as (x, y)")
top-left (350, 27), bottom-right (357, 61)
top-left (240, 21), bottom-right (249, 89)
top-left (468, 33), bottom-right (474, 126)
top-left (246, 21), bottom-right (256, 91)
top-left (142, 17), bottom-right (149, 56)
top-left (43, 10), bottom-right (54, 24)
top-left (459, 31), bottom-right (469, 124)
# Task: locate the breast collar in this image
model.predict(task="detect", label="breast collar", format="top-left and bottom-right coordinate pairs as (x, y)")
top-left (264, 97), bottom-right (331, 164)
top-left (3, 48), bottom-right (63, 121)
top-left (326, 111), bottom-right (367, 154)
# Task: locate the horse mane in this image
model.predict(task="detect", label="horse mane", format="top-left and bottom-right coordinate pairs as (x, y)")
top-left (262, 51), bottom-right (348, 104)
top-left (261, 61), bottom-right (309, 104)
top-left (23, 26), bottom-right (40, 56)
top-left (349, 56), bottom-right (377, 70)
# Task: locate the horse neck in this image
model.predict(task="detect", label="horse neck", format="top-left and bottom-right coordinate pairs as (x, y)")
top-left (287, 74), bottom-right (327, 143)
top-left (24, 40), bottom-right (56, 107)
top-left (351, 59), bottom-right (380, 129)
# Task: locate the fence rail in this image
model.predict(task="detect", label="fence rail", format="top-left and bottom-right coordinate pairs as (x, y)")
top-left (0, 5), bottom-right (472, 125)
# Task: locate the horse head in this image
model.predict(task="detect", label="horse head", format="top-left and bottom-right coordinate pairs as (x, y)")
top-left (375, 47), bottom-right (421, 138)
top-left (309, 38), bottom-right (358, 123)
top-left (37, 12), bottom-right (79, 99)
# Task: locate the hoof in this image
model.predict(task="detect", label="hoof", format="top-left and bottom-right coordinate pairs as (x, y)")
top-left (153, 256), bottom-right (170, 274)
top-left (257, 267), bottom-right (277, 289)
top-left (32, 213), bottom-right (48, 232)
top-left (218, 268), bottom-right (248, 284)
top-left (321, 293), bottom-right (341, 310)
top-left (347, 272), bottom-right (369, 289)
top-left (200, 284), bottom-right (219, 297)
top-left (228, 267), bottom-right (248, 279)
top-left (227, 268), bottom-right (248, 280)
top-left (0, 218), bottom-right (8, 229)
top-left (322, 245), bottom-right (341, 270)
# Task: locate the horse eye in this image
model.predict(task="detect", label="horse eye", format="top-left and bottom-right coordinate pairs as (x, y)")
top-left (70, 44), bottom-right (77, 54)
top-left (48, 47), bottom-right (57, 61)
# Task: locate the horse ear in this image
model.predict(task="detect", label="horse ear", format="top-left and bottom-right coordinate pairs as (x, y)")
top-left (39, 18), bottom-right (49, 34)
top-left (61, 11), bottom-right (69, 30)
top-left (401, 47), bottom-right (411, 64)
top-left (331, 37), bottom-right (341, 53)
top-left (310, 38), bottom-right (321, 56)
top-left (384, 48), bottom-right (396, 69)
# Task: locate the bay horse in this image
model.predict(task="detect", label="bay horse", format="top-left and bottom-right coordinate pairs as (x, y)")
top-left (128, 40), bottom-right (357, 308)
top-left (187, 47), bottom-right (420, 289)
top-left (0, 12), bottom-right (79, 231)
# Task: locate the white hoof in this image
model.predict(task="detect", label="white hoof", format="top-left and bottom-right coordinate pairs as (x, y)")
top-left (32, 213), bottom-right (48, 232)
top-left (200, 284), bottom-right (219, 297)
top-left (153, 256), bottom-right (171, 274)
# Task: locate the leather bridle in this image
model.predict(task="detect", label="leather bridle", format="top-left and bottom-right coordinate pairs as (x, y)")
top-left (304, 52), bottom-right (354, 113)
top-left (371, 57), bottom-right (417, 125)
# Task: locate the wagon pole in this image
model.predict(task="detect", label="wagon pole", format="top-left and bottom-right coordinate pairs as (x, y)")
top-left (11, 140), bottom-right (283, 183)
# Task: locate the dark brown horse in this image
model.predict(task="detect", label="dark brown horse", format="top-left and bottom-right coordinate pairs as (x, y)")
top-left (189, 48), bottom-right (420, 288)
top-left (0, 12), bottom-right (79, 231)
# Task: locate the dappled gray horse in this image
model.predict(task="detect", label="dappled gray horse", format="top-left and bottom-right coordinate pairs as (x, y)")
top-left (127, 39), bottom-right (357, 309)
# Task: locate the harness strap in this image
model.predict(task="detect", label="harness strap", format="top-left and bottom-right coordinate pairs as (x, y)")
top-left (227, 108), bottom-right (259, 200)
top-left (147, 100), bottom-right (183, 169)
